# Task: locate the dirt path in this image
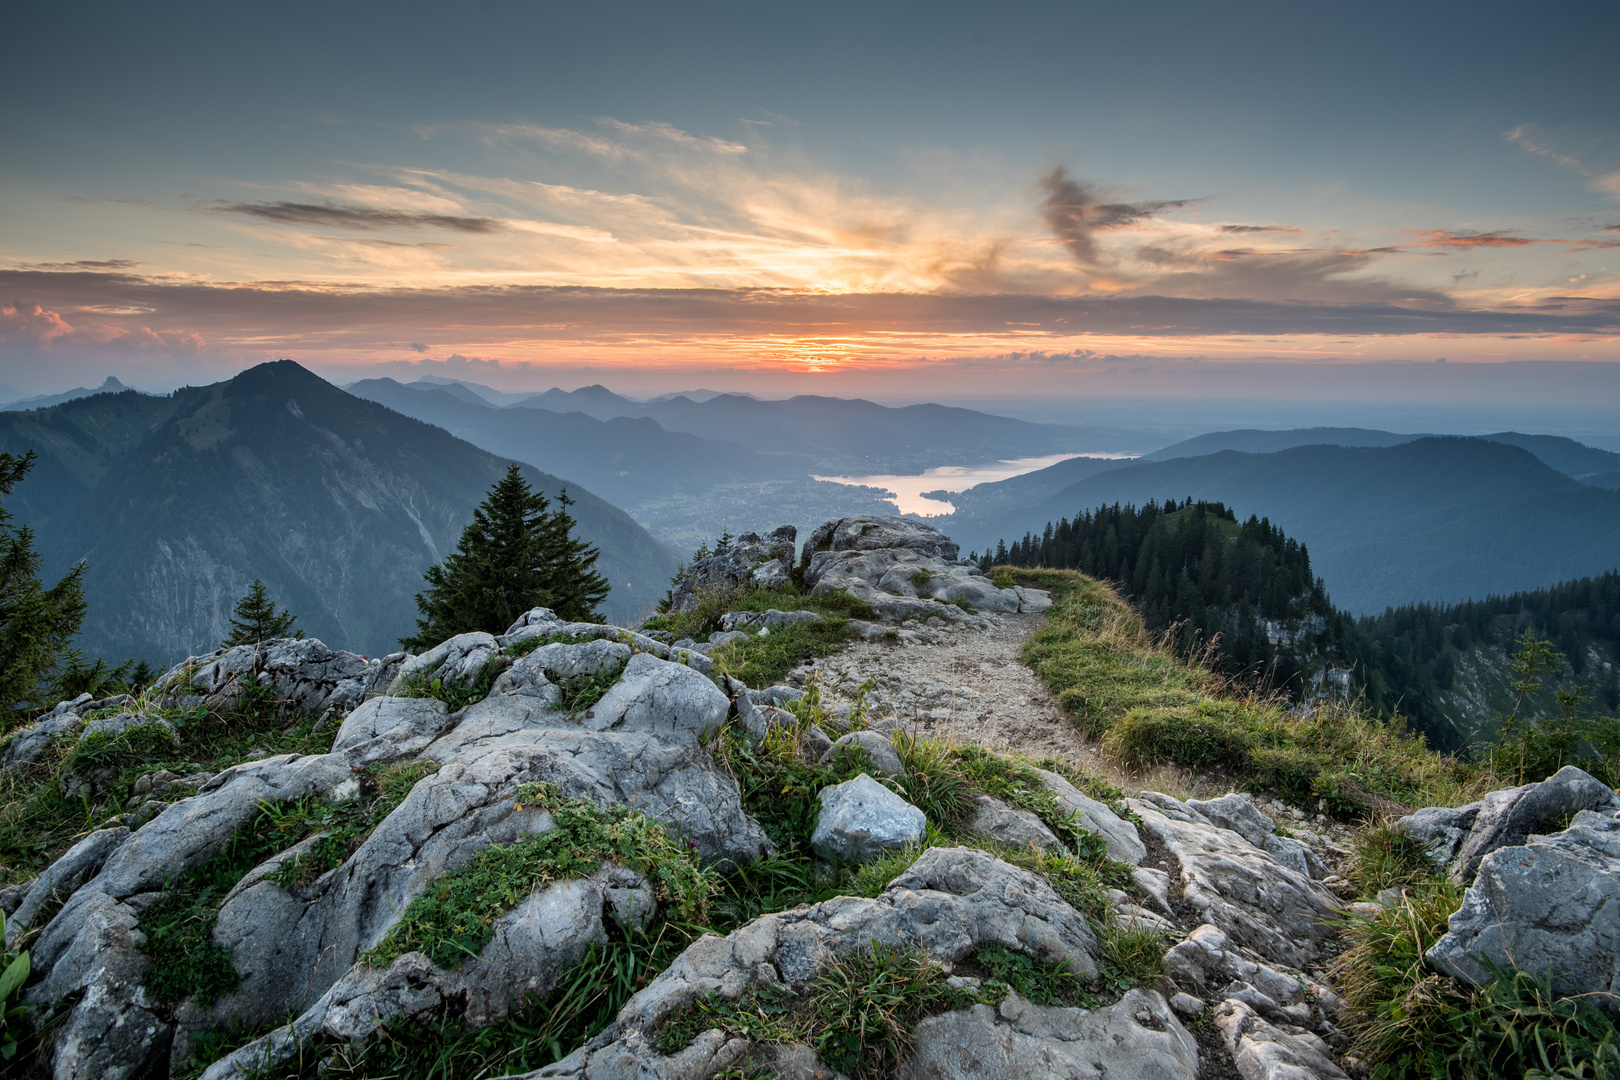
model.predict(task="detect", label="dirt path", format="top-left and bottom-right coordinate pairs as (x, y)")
top-left (799, 613), bottom-right (1113, 774)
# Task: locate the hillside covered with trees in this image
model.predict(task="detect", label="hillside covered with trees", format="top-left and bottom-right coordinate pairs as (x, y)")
top-left (990, 501), bottom-right (1620, 755)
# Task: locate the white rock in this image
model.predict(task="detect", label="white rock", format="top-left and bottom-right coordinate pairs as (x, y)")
top-left (810, 774), bottom-right (925, 862)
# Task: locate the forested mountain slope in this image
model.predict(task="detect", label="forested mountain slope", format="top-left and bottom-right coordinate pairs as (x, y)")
top-left (0, 361), bottom-right (677, 663)
top-left (950, 438), bottom-right (1620, 614)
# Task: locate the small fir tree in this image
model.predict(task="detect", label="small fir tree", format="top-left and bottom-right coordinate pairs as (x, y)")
top-left (402, 466), bottom-right (609, 650)
top-left (0, 451), bottom-right (88, 717)
top-left (224, 580), bottom-right (300, 646)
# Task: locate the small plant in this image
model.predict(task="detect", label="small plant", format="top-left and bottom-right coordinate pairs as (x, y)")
top-left (909, 570), bottom-right (934, 590)
top-left (658, 943), bottom-right (976, 1079)
top-left (0, 910), bottom-right (31, 1062)
top-left (973, 944), bottom-right (1089, 1007)
top-left (553, 663), bottom-right (626, 714)
top-left (1347, 823), bottom-right (1436, 898)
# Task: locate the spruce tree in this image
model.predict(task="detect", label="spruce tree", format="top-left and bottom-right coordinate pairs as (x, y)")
top-left (0, 451), bottom-right (88, 715)
top-left (223, 579), bottom-right (300, 646)
top-left (402, 466), bottom-right (609, 650)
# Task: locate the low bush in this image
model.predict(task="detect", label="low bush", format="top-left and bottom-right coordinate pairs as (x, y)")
top-left (641, 584), bottom-right (873, 643)
top-left (709, 620), bottom-right (857, 689)
top-left (1011, 568), bottom-right (1484, 816)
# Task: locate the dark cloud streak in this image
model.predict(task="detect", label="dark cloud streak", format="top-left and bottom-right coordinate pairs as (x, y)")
top-left (210, 201), bottom-right (502, 233)
top-left (1039, 166), bottom-right (1199, 267)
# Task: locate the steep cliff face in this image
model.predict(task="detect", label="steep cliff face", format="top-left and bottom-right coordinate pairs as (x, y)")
top-left (0, 361), bottom-right (678, 662)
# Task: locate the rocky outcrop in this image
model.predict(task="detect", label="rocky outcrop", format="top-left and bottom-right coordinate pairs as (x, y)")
top-left (666, 527), bottom-right (797, 612)
top-left (1427, 805), bottom-right (1620, 1002)
top-left (900, 989), bottom-right (1199, 1080)
top-left (799, 515), bottom-right (1050, 620)
top-left (1131, 792), bottom-right (1342, 968)
top-left (154, 637), bottom-right (398, 719)
top-left (1397, 765), bottom-right (1620, 884)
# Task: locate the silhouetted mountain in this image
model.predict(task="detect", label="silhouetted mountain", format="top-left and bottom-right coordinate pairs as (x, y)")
top-left (2, 376), bottom-right (139, 412)
top-left (512, 391), bottom-right (1145, 471)
top-left (962, 438), bottom-right (1620, 614)
top-left (346, 378), bottom-right (804, 505)
top-left (1140, 426), bottom-right (1620, 484)
top-left (0, 361), bottom-right (677, 663)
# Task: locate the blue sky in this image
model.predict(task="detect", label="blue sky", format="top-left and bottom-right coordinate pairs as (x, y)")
top-left (2, 0), bottom-right (1617, 409)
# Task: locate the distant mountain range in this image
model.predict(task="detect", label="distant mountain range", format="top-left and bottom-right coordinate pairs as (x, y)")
top-left (1, 376), bottom-right (140, 412)
top-left (356, 378), bottom-right (1149, 473)
top-left (345, 378), bottom-right (803, 508)
top-left (949, 434), bottom-right (1620, 614)
top-left (0, 361), bottom-right (678, 664)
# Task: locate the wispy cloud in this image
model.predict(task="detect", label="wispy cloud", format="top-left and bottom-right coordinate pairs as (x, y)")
top-left (1218, 224), bottom-right (1302, 234)
top-left (209, 200), bottom-right (503, 232)
top-left (1504, 123), bottom-right (1620, 201)
top-left (1408, 229), bottom-right (1548, 249)
top-left (19, 259), bottom-right (142, 271)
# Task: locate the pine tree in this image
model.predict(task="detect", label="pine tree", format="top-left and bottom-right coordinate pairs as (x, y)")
top-left (402, 466), bottom-right (609, 650)
top-left (224, 580), bottom-right (300, 646)
top-left (0, 451), bottom-right (88, 715)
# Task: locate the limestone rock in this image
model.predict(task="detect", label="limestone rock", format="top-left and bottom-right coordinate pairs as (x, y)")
top-left (666, 526), bottom-right (798, 612)
top-left (1214, 997), bottom-right (1349, 1080)
top-left (805, 516), bottom-right (959, 560)
top-left (966, 793), bottom-right (1064, 851)
top-left (1035, 768), bottom-right (1145, 865)
top-left (1131, 794), bottom-right (1342, 967)
top-left (330, 695), bottom-right (453, 767)
top-left (820, 730), bottom-right (906, 777)
top-left (1394, 802), bottom-right (1480, 867)
top-left (900, 989), bottom-right (1197, 1080)
top-left (1448, 765), bottom-right (1620, 883)
top-left (388, 631), bottom-right (500, 694)
top-left (1427, 807), bottom-right (1620, 1001)
top-left (1188, 793), bottom-right (1277, 847)
top-left (1164, 924), bottom-right (1341, 1028)
top-left (811, 774), bottom-right (926, 862)
top-left (719, 609), bottom-right (826, 632)
top-left (6, 828), bottom-right (129, 944)
top-left (155, 637), bottom-right (376, 717)
top-left (2, 702), bottom-right (89, 769)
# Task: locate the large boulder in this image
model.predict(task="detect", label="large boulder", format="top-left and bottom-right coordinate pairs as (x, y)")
top-left (1442, 766), bottom-right (1619, 883)
top-left (804, 516), bottom-right (960, 560)
top-left (1427, 806), bottom-right (1620, 1003)
top-left (155, 637), bottom-right (385, 717)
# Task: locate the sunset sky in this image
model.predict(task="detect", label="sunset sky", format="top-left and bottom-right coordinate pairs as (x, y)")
top-left (3, 0), bottom-right (1618, 414)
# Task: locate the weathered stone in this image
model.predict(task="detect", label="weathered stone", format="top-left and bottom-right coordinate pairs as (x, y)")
top-left (1394, 802), bottom-right (1480, 867)
top-left (1450, 766), bottom-right (1620, 883)
top-left (966, 793), bottom-right (1064, 851)
top-left (1189, 792), bottom-right (1277, 848)
top-left (6, 828), bottom-right (129, 944)
top-left (330, 695), bottom-right (453, 767)
top-left (665, 526), bottom-right (798, 612)
top-left (820, 730), bottom-right (905, 777)
top-left (805, 516), bottom-right (959, 561)
top-left (719, 609), bottom-right (826, 632)
top-left (1427, 807), bottom-right (1620, 1002)
top-left (810, 774), bottom-right (925, 862)
top-left (899, 989), bottom-right (1198, 1080)
top-left (155, 638), bottom-right (376, 717)
top-left (2, 706), bottom-right (88, 769)
top-left (1214, 997), bottom-right (1349, 1080)
top-left (389, 631), bottom-right (500, 694)
top-left (1035, 768), bottom-right (1145, 865)
top-left (588, 653), bottom-right (730, 740)
top-left (1164, 924), bottom-right (1341, 1028)
top-left (1262, 833), bottom-right (1330, 881)
top-left (1131, 795), bottom-right (1342, 968)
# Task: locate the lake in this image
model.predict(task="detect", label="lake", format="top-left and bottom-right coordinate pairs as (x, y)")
top-left (813, 453), bottom-right (1135, 516)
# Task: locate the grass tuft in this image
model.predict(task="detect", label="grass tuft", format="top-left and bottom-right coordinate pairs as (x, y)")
top-left (1011, 568), bottom-right (1485, 817)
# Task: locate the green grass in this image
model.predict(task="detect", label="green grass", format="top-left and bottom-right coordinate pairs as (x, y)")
top-left (643, 583), bottom-right (874, 642)
top-left (1010, 568), bottom-right (1485, 817)
top-left (0, 679), bottom-right (338, 884)
top-left (366, 783), bottom-right (712, 970)
top-left (709, 619), bottom-right (859, 690)
top-left (658, 943), bottom-right (987, 1079)
top-left (1330, 881), bottom-right (1620, 1078)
